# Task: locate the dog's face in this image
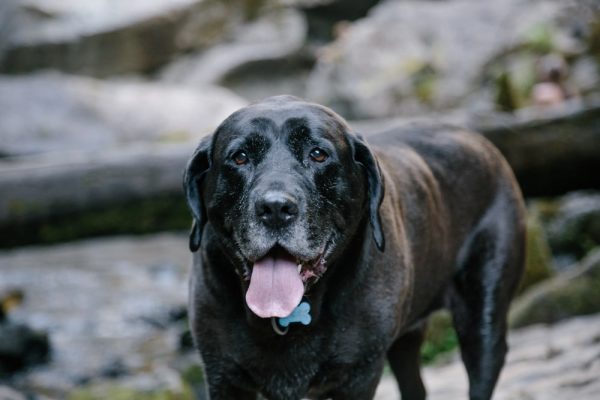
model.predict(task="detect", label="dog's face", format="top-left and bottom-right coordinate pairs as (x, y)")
top-left (184, 96), bottom-right (384, 318)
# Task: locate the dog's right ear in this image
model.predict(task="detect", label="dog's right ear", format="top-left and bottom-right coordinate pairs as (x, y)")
top-left (183, 135), bottom-right (212, 252)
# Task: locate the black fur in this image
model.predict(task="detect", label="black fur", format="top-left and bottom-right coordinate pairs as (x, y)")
top-left (184, 96), bottom-right (525, 400)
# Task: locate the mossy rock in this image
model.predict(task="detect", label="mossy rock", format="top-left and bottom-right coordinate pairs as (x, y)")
top-left (517, 207), bottom-right (555, 294)
top-left (509, 248), bottom-right (600, 328)
top-left (545, 191), bottom-right (600, 261)
top-left (0, 194), bottom-right (191, 249)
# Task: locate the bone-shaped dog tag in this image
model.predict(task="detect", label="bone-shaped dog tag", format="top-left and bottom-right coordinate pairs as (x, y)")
top-left (278, 301), bottom-right (311, 328)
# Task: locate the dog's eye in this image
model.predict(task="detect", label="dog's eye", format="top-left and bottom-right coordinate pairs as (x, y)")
top-left (309, 147), bottom-right (328, 163)
top-left (232, 151), bottom-right (249, 165)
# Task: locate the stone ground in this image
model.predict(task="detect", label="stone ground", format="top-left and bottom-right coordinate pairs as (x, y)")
top-left (0, 233), bottom-right (194, 397)
top-left (375, 314), bottom-right (600, 400)
top-left (1, 233), bottom-right (599, 399)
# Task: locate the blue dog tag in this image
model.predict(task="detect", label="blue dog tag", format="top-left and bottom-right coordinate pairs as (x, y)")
top-left (278, 301), bottom-right (311, 327)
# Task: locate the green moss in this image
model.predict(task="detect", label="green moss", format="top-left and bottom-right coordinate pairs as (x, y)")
top-left (68, 385), bottom-right (194, 400)
top-left (495, 70), bottom-right (519, 112)
top-left (589, 16), bottom-right (600, 63)
top-left (242, 0), bottom-right (265, 20)
top-left (511, 54), bottom-right (538, 107)
top-left (421, 311), bottom-right (458, 365)
top-left (517, 208), bottom-right (555, 294)
top-left (7, 199), bottom-right (43, 220)
top-left (524, 23), bottom-right (554, 53)
top-left (0, 194), bottom-right (191, 249)
top-left (180, 364), bottom-right (206, 399)
top-left (411, 63), bottom-right (437, 105)
top-left (181, 364), bottom-right (204, 385)
top-left (534, 198), bottom-right (562, 223)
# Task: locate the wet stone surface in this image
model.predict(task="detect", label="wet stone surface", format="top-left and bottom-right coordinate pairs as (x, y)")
top-left (1, 233), bottom-right (599, 399)
top-left (0, 233), bottom-right (196, 397)
top-left (375, 313), bottom-right (600, 400)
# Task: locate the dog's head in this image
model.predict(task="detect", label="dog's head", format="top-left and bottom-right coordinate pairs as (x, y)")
top-left (184, 96), bottom-right (384, 319)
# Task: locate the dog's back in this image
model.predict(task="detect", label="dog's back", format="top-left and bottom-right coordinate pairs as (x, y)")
top-left (368, 125), bottom-right (525, 400)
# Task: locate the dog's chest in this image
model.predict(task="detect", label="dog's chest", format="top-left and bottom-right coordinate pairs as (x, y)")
top-left (238, 345), bottom-right (322, 399)
top-left (243, 357), bottom-right (352, 400)
top-left (234, 324), bottom-right (385, 399)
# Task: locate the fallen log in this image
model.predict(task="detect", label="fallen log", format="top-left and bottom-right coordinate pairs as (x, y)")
top-left (355, 99), bottom-right (600, 197)
top-left (0, 101), bottom-right (598, 245)
top-left (477, 101), bottom-right (600, 197)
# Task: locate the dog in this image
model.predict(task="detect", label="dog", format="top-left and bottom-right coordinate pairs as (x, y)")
top-left (183, 96), bottom-right (525, 400)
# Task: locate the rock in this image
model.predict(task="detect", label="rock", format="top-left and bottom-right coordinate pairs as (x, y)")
top-left (218, 52), bottom-right (316, 103)
top-left (354, 98), bottom-right (600, 197)
top-left (2, 231), bottom-right (599, 399)
top-left (0, 72), bottom-right (246, 157)
top-left (0, 155), bottom-right (192, 243)
top-left (375, 312), bottom-right (600, 400)
top-left (517, 207), bottom-right (555, 294)
top-left (572, 56), bottom-right (600, 97)
top-left (306, 0), bottom-right (596, 119)
top-left (0, 322), bottom-right (51, 376)
top-left (299, 0), bottom-right (382, 40)
top-left (2, 95), bottom-right (600, 245)
top-left (0, 0), bottom-right (269, 76)
top-left (0, 386), bottom-right (26, 400)
top-left (509, 248), bottom-right (600, 328)
top-left (160, 7), bottom-right (308, 94)
top-left (0, 233), bottom-right (193, 397)
top-left (545, 191), bottom-right (600, 264)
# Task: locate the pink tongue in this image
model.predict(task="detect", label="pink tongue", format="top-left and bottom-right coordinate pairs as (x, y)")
top-left (245, 253), bottom-right (304, 318)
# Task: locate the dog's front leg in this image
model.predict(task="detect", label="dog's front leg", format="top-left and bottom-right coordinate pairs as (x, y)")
top-left (330, 358), bottom-right (385, 400)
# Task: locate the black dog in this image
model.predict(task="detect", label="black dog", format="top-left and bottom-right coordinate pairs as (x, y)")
top-left (184, 96), bottom-right (525, 400)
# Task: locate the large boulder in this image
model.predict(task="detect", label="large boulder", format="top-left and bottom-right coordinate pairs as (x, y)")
top-left (306, 0), bottom-right (599, 118)
top-left (545, 191), bottom-right (600, 266)
top-left (0, 73), bottom-right (246, 228)
top-left (0, 72), bottom-right (246, 157)
top-left (0, 0), bottom-right (270, 76)
top-left (160, 7), bottom-right (308, 99)
top-left (0, 322), bottom-right (50, 377)
top-left (509, 248), bottom-right (600, 328)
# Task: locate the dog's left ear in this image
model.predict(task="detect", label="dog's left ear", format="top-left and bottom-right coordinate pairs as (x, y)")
top-left (348, 133), bottom-right (385, 252)
top-left (183, 135), bottom-right (212, 252)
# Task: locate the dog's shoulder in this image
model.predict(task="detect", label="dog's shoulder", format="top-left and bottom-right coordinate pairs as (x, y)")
top-left (368, 124), bottom-right (491, 159)
top-left (366, 124), bottom-right (505, 185)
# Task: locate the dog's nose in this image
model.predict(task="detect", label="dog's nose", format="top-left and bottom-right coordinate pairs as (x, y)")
top-left (255, 191), bottom-right (299, 228)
